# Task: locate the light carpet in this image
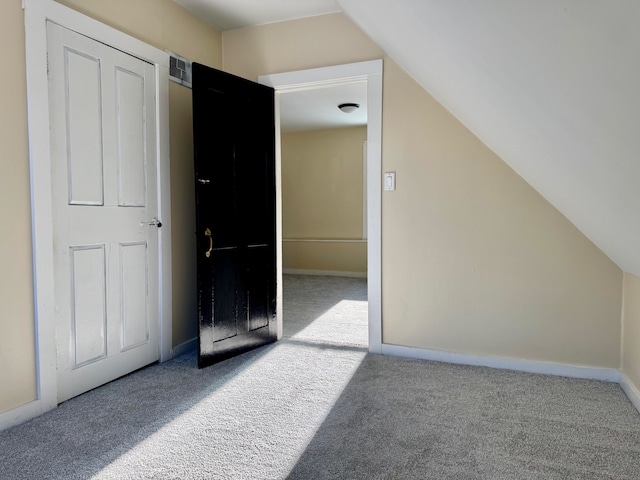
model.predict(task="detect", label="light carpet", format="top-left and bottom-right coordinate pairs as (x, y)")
top-left (0, 275), bottom-right (639, 479)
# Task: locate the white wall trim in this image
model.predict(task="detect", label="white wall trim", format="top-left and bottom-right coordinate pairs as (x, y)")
top-left (171, 337), bottom-right (197, 358)
top-left (381, 344), bottom-right (621, 383)
top-left (283, 269), bottom-right (367, 278)
top-left (21, 0), bottom-right (58, 430)
top-left (283, 238), bottom-right (367, 244)
top-left (274, 87), bottom-right (284, 340)
top-left (14, 0), bottom-right (172, 431)
top-left (0, 400), bottom-right (51, 432)
top-left (260, 59), bottom-right (383, 354)
top-left (155, 55), bottom-right (173, 363)
top-left (24, 0), bottom-right (168, 65)
top-left (619, 373), bottom-right (640, 415)
top-left (362, 138), bottom-right (368, 241)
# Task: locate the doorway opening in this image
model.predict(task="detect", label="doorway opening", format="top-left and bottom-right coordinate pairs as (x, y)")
top-left (259, 60), bottom-right (383, 353)
top-left (279, 83), bottom-right (369, 348)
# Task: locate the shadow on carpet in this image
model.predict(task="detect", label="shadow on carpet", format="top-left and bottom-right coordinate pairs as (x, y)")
top-left (287, 355), bottom-right (640, 480)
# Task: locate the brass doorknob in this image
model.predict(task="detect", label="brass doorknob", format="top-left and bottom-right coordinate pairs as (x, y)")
top-left (204, 228), bottom-right (212, 258)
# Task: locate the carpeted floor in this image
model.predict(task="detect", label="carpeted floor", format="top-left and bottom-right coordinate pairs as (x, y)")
top-left (1, 275), bottom-right (639, 479)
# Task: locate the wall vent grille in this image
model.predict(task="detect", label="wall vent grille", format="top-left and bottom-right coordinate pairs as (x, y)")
top-left (168, 51), bottom-right (192, 88)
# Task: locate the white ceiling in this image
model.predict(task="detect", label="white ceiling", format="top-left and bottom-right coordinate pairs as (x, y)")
top-left (173, 0), bottom-right (340, 30)
top-left (175, 0), bottom-right (640, 275)
top-left (279, 82), bottom-right (367, 132)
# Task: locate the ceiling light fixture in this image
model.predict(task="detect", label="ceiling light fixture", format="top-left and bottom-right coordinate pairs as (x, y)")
top-left (338, 103), bottom-right (360, 113)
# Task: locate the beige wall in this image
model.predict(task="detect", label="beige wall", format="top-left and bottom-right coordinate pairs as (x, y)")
top-left (223, 13), bottom-right (623, 368)
top-left (223, 14), bottom-right (381, 81)
top-left (622, 273), bottom-right (640, 392)
top-left (283, 241), bottom-right (366, 274)
top-left (0, 0), bottom-right (37, 414)
top-left (282, 127), bottom-right (366, 240)
top-left (0, 0), bottom-right (221, 414)
top-left (282, 127), bottom-right (367, 273)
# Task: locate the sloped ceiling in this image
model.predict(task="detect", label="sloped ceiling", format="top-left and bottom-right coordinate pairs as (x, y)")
top-left (338, 0), bottom-right (640, 275)
top-left (176, 0), bottom-right (640, 275)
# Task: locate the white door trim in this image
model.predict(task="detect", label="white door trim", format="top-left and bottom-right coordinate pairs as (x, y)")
top-left (2, 0), bottom-right (172, 430)
top-left (259, 60), bottom-right (383, 353)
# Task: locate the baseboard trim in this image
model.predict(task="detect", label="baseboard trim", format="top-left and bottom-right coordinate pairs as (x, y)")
top-left (283, 268), bottom-right (367, 278)
top-left (380, 344), bottom-right (621, 383)
top-left (2, 340), bottom-right (633, 431)
top-left (172, 337), bottom-right (197, 358)
top-left (0, 398), bottom-right (53, 432)
top-left (619, 373), bottom-right (640, 414)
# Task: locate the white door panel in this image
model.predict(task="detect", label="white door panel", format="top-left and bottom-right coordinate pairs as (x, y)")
top-left (47, 22), bottom-right (159, 402)
top-left (116, 67), bottom-right (147, 207)
top-left (65, 48), bottom-right (104, 205)
top-left (70, 245), bottom-right (107, 366)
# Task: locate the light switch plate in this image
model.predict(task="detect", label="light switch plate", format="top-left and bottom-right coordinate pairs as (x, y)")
top-left (384, 172), bottom-right (396, 191)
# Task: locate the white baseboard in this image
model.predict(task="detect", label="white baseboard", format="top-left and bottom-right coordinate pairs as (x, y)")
top-left (283, 268), bottom-right (367, 278)
top-left (2, 340), bottom-right (635, 431)
top-left (619, 373), bottom-right (640, 415)
top-left (0, 399), bottom-right (53, 432)
top-left (171, 337), bottom-right (197, 358)
top-left (380, 344), bottom-right (621, 383)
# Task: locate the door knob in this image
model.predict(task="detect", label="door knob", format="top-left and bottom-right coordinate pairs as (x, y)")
top-left (141, 218), bottom-right (162, 227)
top-left (204, 228), bottom-right (213, 258)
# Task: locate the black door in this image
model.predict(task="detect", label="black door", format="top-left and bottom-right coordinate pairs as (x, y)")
top-left (192, 63), bottom-right (277, 368)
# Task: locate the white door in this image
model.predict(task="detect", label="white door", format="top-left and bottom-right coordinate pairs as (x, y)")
top-left (47, 23), bottom-right (160, 402)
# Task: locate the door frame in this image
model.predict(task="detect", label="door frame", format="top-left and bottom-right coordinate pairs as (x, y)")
top-left (4, 0), bottom-right (172, 429)
top-left (259, 60), bottom-right (383, 352)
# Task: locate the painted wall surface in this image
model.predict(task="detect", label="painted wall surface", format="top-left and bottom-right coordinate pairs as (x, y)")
top-left (283, 241), bottom-right (366, 274)
top-left (622, 273), bottom-right (640, 392)
top-left (0, 0), bottom-right (221, 415)
top-left (223, 13), bottom-right (623, 368)
top-left (281, 126), bottom-right (367, 273)
top-left (282, 127), bottom-right (366, 239)
top-left (0, 0), bottom-right (37, 414)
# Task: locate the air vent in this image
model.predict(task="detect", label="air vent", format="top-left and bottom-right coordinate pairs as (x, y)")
top-left (168, 51), bottom-right (192, 88)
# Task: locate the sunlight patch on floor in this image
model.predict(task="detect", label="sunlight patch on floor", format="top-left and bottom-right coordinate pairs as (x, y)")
top-left (92, 332), bottom-right (366, 479)
top-left (290, 299), bottom-right (368, 347)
